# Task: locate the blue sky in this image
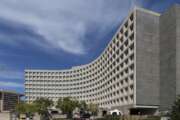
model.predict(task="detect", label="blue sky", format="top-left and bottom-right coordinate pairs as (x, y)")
top-left (0, 0), bottom-right (179, 93)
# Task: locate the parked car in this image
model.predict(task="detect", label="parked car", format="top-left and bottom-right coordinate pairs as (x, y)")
top-left (19, 114), bottom-right (26, 120)
top-left (48, 109), bottom-right (67, 119)
top-left (81, 113), bottom-right (91, 119)
top-left (73, 113), bottom-right (80, 119)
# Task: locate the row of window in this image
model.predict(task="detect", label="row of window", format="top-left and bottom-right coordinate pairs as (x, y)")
top-left (25, 13), bottom-right (135, 108)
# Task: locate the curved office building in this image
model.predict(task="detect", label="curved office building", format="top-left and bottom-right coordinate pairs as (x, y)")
top-left (25, 5), bottom-right (180, 114)
top-left (26, 11), bottom-right (135, 107)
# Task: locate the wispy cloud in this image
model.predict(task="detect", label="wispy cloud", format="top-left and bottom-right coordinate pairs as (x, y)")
top-left (0, 70), bottom-right (23, 80)
top-left (0, 0), bottom-right (133, 55)
top-left (0, 64), bottom-right (23, 80)
top-left (0, 64), bottom-right (24, 88)
top-left (0, 81), bottom-right (23, 88)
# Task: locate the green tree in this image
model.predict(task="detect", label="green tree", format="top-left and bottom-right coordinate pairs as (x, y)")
top-left (79, 101), bottom-right (87, 111)
top-left (171, 95), bottom-right (180, 120)
top-left (15, 102), bottom-right (37, 118)
top-left (25, 103), bottom-right (37, 117)
top-left (33, 98), bottom-right (53, 119)
top-left (15, 102), bottom-right (26, 114)
top-left (56, 97), bottom-right (79, 118)
top-left (88, 103), bottom-right (98, 116)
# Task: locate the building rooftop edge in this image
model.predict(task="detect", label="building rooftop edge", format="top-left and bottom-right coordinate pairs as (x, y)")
top-left (135, 7), bottom-right (160, 16)
top-left (24, 6), bottom-right (165, 72)
top-left (0, 89), bottom-right (24, 96)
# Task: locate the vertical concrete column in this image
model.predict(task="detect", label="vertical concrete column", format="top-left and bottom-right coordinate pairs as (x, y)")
top-left (1, 92), bottom-right (4, 112)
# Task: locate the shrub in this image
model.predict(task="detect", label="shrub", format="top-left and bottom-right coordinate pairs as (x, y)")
top-left (171, 95), bottom-right (180, 120)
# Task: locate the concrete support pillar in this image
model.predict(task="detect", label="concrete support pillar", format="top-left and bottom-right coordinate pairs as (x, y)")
top-left (1, 92), bottom-right (4, 112)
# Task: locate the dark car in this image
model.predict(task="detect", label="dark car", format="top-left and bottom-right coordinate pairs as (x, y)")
top-left (81, 113), bottom-right (91, 118)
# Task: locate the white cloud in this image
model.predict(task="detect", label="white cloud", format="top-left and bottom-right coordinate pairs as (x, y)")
top-left (0, 64), bottom-right (23, 80)
top-left (0, 81), bottom-right (23, 88)
top-left (0, 0), bottom-right (134, 54)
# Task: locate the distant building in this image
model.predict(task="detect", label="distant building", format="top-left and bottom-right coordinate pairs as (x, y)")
top-left (0, 90), bottom-right (23, 112)
top-left (25, 4), bottom-right (180, 115)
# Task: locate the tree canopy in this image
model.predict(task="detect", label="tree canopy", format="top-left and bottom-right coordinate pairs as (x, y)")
top-left (16, 98), bottom-right (53, 120)
top-left (16, 97), bottom-right (99, 119)
top-left (79, 101), bottom-right (87, 111)
top-left (88, 103), bottom-right (98, 116)
top-left (16, 102), bottom-right (27, 114)
top-left (171, 95), bottom-right (180, 120)
top-left (15, 102), bottom-right (37, 116)
top-left (56, 97), bottom-right (79, 118)
top-left (33, 98), bottom-right (54, 115)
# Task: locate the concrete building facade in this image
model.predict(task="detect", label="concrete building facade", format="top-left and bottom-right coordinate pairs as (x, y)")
top-left (25, 4), bottom-right (180, 115)
top-left (160, 4), bottom-right (180, 111)
top-left (0, 90), bottom-right (23, 112)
